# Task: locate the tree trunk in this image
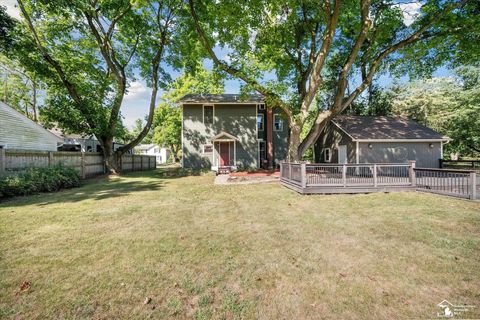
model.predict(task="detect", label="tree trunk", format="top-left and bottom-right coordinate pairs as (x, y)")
top-left (287, 125), bottom-right (302, 162)
top-left (99, 137), bottom-right (121, 174)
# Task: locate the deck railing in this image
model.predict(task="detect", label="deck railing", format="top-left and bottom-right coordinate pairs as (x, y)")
top-left (280, 162), bottom-right (415, 191)
top-left (280, 162), bottom-right (478, 199)
top-left (415, 168), bottom-right (477, 199)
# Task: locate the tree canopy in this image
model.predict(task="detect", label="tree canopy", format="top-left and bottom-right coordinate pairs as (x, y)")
top-left (11, 0), bottom-right (188, 171)
top-left (188, 0), bottom-right (480, 160)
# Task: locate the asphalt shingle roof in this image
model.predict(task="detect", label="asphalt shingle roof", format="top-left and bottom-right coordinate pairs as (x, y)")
top-left (332, 115), bottom-right (448, 140)
top-left (179, 94), bottom-right (264, 104)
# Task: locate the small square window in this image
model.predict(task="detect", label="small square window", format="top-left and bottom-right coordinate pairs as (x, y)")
top-left (274, 114), bottom-right (283, 131)
top-left (258, 104), bottom-right (265, 110)
top-left (203, 144), bottom-right (213, 154)
top-left (257, 114), bottom-right (264, 131)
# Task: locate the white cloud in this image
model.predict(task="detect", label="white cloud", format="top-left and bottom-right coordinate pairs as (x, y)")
top-left (395, 2), bottom-right (422, 27)
top-left (3, 0), bottom-right (21, 20)
top-left (124, 81), bottom-right (149, 101)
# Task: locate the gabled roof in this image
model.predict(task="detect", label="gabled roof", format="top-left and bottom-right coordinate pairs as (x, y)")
top-left (0, 102), bottom-right (63, 142)
top-left (179, 93), bottom-right (264, 104)
top-left (211, 131), bottom-right (239, 141)
top-left (332, 115), bottom-right (448, 141)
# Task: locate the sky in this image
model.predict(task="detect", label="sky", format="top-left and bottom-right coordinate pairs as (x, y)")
top-left (3, 0), bottom-right (453, 129)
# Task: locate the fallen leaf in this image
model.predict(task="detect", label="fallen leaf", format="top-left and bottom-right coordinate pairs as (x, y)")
top-left (144, 297), bottom-right (152, 305)
top-left (15, 281), bottom-right (31, 295)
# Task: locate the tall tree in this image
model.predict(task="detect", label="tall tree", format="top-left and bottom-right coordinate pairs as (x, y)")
top-left (188, 0), bottom-right (479, 160)
top-left (14, 0), bottom-right (185, 172)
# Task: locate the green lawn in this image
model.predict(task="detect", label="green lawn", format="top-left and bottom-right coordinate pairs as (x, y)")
top-left (1, 169), bottom-right (479, 319)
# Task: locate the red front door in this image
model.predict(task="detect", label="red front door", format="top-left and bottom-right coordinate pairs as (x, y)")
top-left (219, 142), bottom-right (230, 166)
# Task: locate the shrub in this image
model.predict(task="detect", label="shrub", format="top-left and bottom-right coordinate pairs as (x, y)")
top-left (0, 165), bottom-right (81, 198)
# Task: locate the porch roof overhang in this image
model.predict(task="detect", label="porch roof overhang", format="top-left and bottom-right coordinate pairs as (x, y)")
top-left (211, 131), bottom-right (239, 142)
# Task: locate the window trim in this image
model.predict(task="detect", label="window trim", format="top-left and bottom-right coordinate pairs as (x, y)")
top-left (273, 114), bottom-right (283, 131)
top-left (324, 148), bottom-right (331, 163)
top-left (257, 113), bottom-right (264, 131)
top-left (202, 105), bottom-right (214, 125)
top-left (203, 144), bottom-right (213, 154)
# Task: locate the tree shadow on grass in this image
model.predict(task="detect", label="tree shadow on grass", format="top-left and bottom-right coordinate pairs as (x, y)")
top-left (0, 167), bottom-right (212, 208)
top-left (1, 174), bottom-right (166, 208)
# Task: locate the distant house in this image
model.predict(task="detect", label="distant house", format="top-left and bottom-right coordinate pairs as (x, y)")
top-left (50, 128), bottom-right (130, 153)
top-left (314, 115), bottom-right (449, 168)
top-left (0, 101), bottom-right (62, 151)
top-left (179, 94), bottom-right (289, 172)
top-left (135, 144), bottom-right (170, 164)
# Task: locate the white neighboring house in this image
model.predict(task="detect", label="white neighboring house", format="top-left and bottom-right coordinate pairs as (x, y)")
top-left (135, 144), bottom-right (170, 164)
top-left (0, 101), bottom-right (62, 151)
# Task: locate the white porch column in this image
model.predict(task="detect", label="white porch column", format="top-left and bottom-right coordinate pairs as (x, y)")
top-left (234, 140), bottom-right (236, 167)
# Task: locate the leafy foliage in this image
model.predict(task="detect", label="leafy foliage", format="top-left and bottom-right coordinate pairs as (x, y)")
top-left (0, 165), bottom-right (80, 198)
top-left (11, 0), bottom-right (187, 171)
top-left (361, 67), bottom-right (480, 157)
top-left (188, 0), bottom-right (479, 159)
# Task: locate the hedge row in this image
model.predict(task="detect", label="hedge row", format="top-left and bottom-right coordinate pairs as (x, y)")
top-left (0, 165), bottom-right (80, 198)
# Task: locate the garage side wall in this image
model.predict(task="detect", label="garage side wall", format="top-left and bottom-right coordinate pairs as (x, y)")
top-left (358, 142), bottom-right (442, 168)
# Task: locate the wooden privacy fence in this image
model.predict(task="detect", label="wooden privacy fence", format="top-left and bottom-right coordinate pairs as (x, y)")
top-left (0, 149), bottom-right (156, 179)
top-left (280, 161), bottom-right (478, 200)
top-left (440, 159), bottom-right (480, 174)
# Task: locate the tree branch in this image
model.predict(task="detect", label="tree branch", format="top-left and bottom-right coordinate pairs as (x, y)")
top-left (17, 0), bottom-right (95, 130)
top-left (188, 0), bottom-right (294, 121)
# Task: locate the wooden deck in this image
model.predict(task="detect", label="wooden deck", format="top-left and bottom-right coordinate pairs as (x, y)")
top-left (280, 162), bottom-right (478, 200)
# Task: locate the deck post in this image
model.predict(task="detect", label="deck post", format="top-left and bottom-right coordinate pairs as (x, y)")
top-left (470, 172), bottom-right (477, 200)
top-left (301, 163), bottom-right (307, 188)
top-left (342, 164), bottom-right (347, 187)
top-left (279, 162), bottom-right (283, 179)
top-left (373, 164), bottom-right (377, 187)
top-left (289, 163), bottom-right (292, 180)
top-left (0, 148), bottom-right (5, 175)
top-left (408, 161), bottom-right (416, 187)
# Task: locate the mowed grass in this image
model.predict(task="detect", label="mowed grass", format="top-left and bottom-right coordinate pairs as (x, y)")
top-left (1, 169), bottom-right (479, 319)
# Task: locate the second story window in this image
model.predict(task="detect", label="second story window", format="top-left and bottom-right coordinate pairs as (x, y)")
top-left (203, 105), bottom-right (214, 125)
top-left (257, 114), bottom-right (264, 131)
top-left (274, 114), bottom-right (283, 131)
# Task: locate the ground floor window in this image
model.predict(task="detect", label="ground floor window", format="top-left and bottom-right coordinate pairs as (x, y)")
top-left (203, 144), bottom-right (213, 154)
top-left (324, 148), bottom-right (331, 162)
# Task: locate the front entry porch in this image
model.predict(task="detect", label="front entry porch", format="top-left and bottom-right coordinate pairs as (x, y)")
top-left (211, 132), bottom-right (238, 173)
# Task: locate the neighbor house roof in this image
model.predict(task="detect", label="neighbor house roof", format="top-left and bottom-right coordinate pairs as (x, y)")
top-left (332, 115), bottom-right (448, 141)
top-left (135, 144), bottom-right (156, 151)
top-left (179, 94), bottom-right (264, 104)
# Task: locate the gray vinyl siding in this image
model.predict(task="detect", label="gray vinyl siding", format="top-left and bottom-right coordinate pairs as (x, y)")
top-left (182, 104), bottom-right (258, 169)
top-left (272, 108), bottom-right (288, 166)
top-left (358, 142), bottom-right (442, 168)
top-left (0, 102), bottom-right (61, 151)
top-left (314, 123), bottom-right (356, 163)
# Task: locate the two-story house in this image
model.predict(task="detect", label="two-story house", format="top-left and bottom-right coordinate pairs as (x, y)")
top-left (179, 94), bottom-right (289, 173)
